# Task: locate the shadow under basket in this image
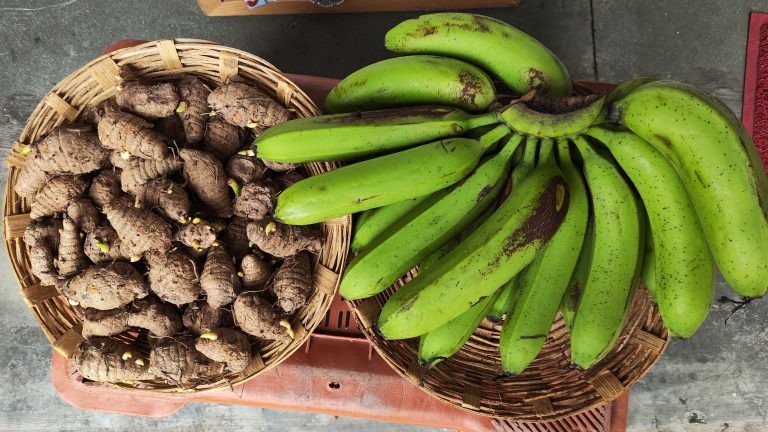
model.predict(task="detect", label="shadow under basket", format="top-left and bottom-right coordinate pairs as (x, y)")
top-left (347, 81), bottom-right (671, 421)
top-left (2, 39), bottom-right (351, 393)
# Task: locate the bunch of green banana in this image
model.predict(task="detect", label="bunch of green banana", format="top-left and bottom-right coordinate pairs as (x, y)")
top-left (339, 133), bottom-right (521, 300)
top-left (500, 138), bottom-right (588, 374)
top-left (586, 126), bottom-right (714, 338)
top-left (377, 151), bottom-right (569, 339)
top-left (610, 80), bottom-right (768, 299)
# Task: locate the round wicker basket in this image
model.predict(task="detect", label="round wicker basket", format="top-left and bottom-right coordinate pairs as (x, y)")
top-left (2, 39), bottom-right (351, 393)
top-left (346, 83), bottom-right (670, 421)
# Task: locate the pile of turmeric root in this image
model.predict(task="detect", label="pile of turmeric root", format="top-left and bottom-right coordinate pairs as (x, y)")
top-left (16, 75), bottom-right (324, 387)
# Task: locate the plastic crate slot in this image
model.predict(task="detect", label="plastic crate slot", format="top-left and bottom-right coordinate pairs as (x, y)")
top-left (324, 310), bottom-right (331, 328)
top-left (337, 311), bottom-right (343, 329)
top-left (344, 311), bottom-right (351, 328)
top-left (328, 381), bottom-right (341, 390)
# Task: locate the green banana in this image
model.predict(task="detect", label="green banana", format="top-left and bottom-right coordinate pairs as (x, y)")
top-left (587, 126), bottom-right (714, 338)
top-left (561, 214), bottom-right (593, 331)
top-left (511, 136), bottom-right (539, 186)
top-left (498, 94), bottom-right (605, 137)
top-left (385, 13), bottom-right (571, 96)
top-left (610, 80), bottom-right (768, 298)
top-left (419, 205), bottom-right (496, 273)
top-left (417, 289), bottom-right (502, 368)
top-left (568, 136), bottom-right (644, 369)
top-left (487, 276), bottom-right (520, 323)
top-left (641, 221), bottom-right (657, 299)
top-left (500, 138), bottom-right (588, 374)
top-left (340, 134), bottom-right (522, 300)
top-left (606, 77), bottom-right (658, 106)
top-left (377, 151), bottom-right (569, 339)
top-left (275, 124), bottom-right (510, 225)
top-left (351, 195), bottom-right (432, 253)
top-left (255, 106), bottom-right (499, 163)
top-left (324, 55), bottom-right (496, 114)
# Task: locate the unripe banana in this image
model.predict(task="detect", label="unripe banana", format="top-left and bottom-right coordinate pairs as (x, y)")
top-left (419, 205), bottom-right (496, 273)
top-left (595, 77), bottom-right (657, 124)
top-left (351, 195), bottom-right (432, 253)
top-left (487, 276), bottom-right (520, 323)
top-left (498, 94), bottom-right (605, 138)
top-left (340, 134), bottom-right (522, 300)
top-left (568, 136), bottom-right (644, 369)
top-left (256, 106), bottom-right (499, 163)
top-left (610, 80), bottom-right (768, 298)
top-left (561, 215), bottom-right (593, 331)
top-left (500, 138), bottom-right (588, 374)
top-left (587, 127), bottom-right (714, 338)
top-left (275, 125), bottom-right (510, 225)
top-left (385, 13), bottom-right (571, 96)
top-left (324, 55), bottom-right (496, 114)
top-left (418, 288), bottom-right (502, 368)
top-left (641, 222), bottom-right (657, 299)
top-left (377, 152), bottom-right (569, 339)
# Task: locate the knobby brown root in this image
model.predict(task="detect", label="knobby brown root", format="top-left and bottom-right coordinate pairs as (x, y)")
top-left (110, 150), bottom-right (130, 169)
top-left (30, 175), bottom-right (89, 219)
top-left (207, 82), bottom-right (291, 129)
top-left (149, 337), bottom-right (226, 387)
top-left (225, 154), bottom-right (269, 186)
top-left (66, 198), bottom-right (100, 233)
top-left (116, 81), bottom-right (179, 120)
top-left (240, 254), bottom-right (272, 290)
top-left (183, 301), bottom-right (225, 335)
top-left (204, 118), bottom-right (244, 162)
top-left (29, 127), bottom-right (110, 175)
top-left (145, 249), bottom-right (201, 306)
top-left (154, 115), bottom-right (187, 145)
top-left (57, 262), bottom-right (149, 310)
top-left (179, 149), bottom-right (233, 218)
top-left (96, 104), bottom-right (168, 160)
top-left (275, 170), bottom-right (305, 189)
top-left (246, 219), bottom-right (323, 258)
top-left (104, 202), bottom-right (172, 259)
top-left (120, 154), bottom-right (183, 195)
top-left (29, 244), bottom-right (57, 286)
top-left (83, 224), bottom-right (129, 263)
top-left (262, 159), bottom-right (298, 172)
top-left (135, 178), bottom-right (191, 222)
top-left (195, 327), bottom-right (251, 373)
top-left (81, 297), bottom-right (182, 338)
top-left (89, 170), bottom-right (124, 210)
top-left (175, 217), bottom-right (218, 250)
top-left (200, 245), bottom-right (241, 308)
top-left (73, 338), bottom-right (156, 383)
top-left (233, 180), bottom-right (280, 221)
top-left (177, 76), bottom-right (211, 143)
top-left (272, 251), bottom-right (313, 314)
top-left (14, 155), bottom-right (51, 198)
top-left (57, 217), bottom-right (89, 278)
top-left (23, 218), bottom-right (62, 248)
top-left (221, 216), bottom-right (251, 260)
top-left (232, 292), bottom-right (291, 342)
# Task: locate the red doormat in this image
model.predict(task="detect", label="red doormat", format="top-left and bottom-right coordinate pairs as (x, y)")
top-left (742, 12), bottom-right (768, 172)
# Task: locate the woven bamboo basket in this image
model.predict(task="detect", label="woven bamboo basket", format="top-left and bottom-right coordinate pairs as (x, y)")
top-left (346, 83), bottom-right (671, 421)
top-left (2, 39), bottom-right (351, 393)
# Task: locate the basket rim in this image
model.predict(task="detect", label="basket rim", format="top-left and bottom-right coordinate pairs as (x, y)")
top-left (2, 38), bottom-right (351, 394)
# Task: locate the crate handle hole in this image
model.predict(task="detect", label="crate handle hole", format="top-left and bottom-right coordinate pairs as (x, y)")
top-left (328, 382), bottom-right (341, 390)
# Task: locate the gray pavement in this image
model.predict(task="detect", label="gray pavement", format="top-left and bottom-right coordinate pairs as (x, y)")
top-left (1, 1), bottom-right (767, 431)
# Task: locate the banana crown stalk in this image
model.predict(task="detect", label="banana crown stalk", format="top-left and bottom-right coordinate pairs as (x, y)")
top-left (339, 133), bottom-right (521, 301)
top-left (255, 106), bottom-right (499, 163)
top-left (498, 92), bottom-right (605, 138)
top-left (324, 55), bottom-right (496, 114)
top-left (377, 148), bottom-right (569, 340)
top-left (610, 80), bottom-right (768, 298)
top-left (385, 13), bottom-right (572, 96)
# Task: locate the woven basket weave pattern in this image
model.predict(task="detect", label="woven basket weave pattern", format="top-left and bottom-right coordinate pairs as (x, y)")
top-left (2, 39), bottom-right (351, 393)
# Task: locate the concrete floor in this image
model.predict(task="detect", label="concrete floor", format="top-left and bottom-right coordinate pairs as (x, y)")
top-left (1, 0), bottom-right (768, 431)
